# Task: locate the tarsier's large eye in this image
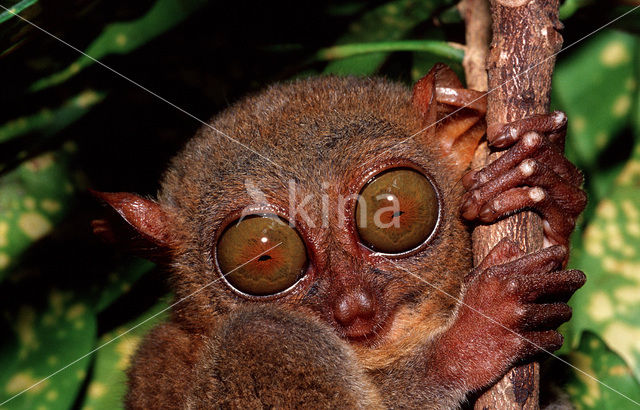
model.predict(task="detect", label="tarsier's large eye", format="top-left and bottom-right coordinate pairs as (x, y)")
top-left (216, 215), bottom-right (307, 296)
top-left (356, 168), bottom-right (439, 253)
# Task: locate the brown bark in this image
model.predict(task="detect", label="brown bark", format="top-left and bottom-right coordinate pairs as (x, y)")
top-left (469, 0), bottom-right (564, 409)
top-left (459, 0), bottom-right (491, 91)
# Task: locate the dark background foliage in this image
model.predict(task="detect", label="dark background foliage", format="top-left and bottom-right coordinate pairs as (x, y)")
top-left (0, 0), bottom-right (639, 408)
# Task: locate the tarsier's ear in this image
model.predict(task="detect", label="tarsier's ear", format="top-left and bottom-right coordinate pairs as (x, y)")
top-left (90, 190), bottom-right (174, 262)
top-left (411, 63), bottom-right (487, 171)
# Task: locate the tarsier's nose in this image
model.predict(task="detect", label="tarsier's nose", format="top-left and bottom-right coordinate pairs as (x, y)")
top-left (332, 288), bottom-right (377, 330)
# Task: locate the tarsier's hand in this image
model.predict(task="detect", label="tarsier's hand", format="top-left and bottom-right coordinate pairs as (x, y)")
top-left (437, 239), bottom-right (585, 391)
top-left (445, 111), bottom-right (586, 389)
top-left (460, 111), bottom-right (587, 254)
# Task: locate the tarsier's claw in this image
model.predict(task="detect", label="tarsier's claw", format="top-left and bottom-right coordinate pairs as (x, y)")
top-left (461, 112), bottom-right (586, 253)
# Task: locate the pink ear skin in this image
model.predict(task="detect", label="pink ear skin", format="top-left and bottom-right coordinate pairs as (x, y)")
top-left (411, 63), bottom-right (487, 171)
top-left (90, 190), bottom-right (174, 261)
top-left (411, 65), bottom-right (438, 129)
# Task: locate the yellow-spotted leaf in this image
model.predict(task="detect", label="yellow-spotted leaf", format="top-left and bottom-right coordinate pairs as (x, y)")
top-left (0, 90), bottom-right (105, 145)
top-left (553, 31), bottom-right (637, 170)
top-left (81, 301), bottom-right (169, 410)
top-left (0, 290), bottom-right (96, 409)
top-left (564, 331), bottom-right (640, 409)
top-left (92, 259), bottom-right (155, 313)
top-left (568, 141), bottom-right (640, 384)
top-left (30, 0), bottom-right (207, 91)
top-left (0, 147), bottom-right (76, 281)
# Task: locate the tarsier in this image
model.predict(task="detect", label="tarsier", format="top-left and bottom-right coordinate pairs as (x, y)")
top-left (93, 64), bottom-right (586, 408)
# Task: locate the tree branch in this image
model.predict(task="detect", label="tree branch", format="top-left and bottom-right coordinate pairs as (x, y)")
top-left (468, 0), bottom-right (564, 408)
top-left (459, 0), bottom-right (491, 92)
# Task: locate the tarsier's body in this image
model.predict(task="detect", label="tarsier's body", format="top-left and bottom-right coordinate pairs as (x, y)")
top-left (95, 65), bottom-right (586, 408)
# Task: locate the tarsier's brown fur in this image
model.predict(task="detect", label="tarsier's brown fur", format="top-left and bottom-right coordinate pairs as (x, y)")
top-left (96, 65), bottom-right (585, 408)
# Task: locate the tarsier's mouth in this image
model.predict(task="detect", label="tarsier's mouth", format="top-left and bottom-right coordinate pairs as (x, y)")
top-left (343, 320), bottom-right (381, 341)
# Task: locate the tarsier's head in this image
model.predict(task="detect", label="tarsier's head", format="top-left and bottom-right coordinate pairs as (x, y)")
top-left (94, 64), bottom-right (485, 369)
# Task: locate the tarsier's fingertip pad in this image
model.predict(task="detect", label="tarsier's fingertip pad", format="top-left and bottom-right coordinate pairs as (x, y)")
top-left (528, 187), bottom-right (545, 202)
top-left (569, 270), bottom-right (587, 288)
top-left (519, 159), bottom-right (536, 176)
top-left (552, 111), bottom-right (567, 126)
top-left (522, 132), bottom-right (541, 148)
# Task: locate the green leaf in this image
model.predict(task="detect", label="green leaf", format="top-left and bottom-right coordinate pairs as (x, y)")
top-left (93, 259), bottom-right (155, 313)
top-left (0, 90), bottom-right (105, 144)
top-left (634, 46), bottom-right (640, 138)
top-left (410, 29), bottom-right (463, 82)
top-left (559, 0), bottom-right (595, 20)
top-left (30, 0), bottom-right (207, 91)
top-left (323, 0), bottom-right (452, 75)
top-left (325, 1), bottom-right (369, 17)
top-left (553, 31), bottom-right (637, 170)
top-left (436, 4), bottom-right (462, 24)
top-left (0, 146), bottom-right (77, 280)
top-left (0, 0), bottom-right (41, 57)
top-left (568, 140), bottom-right (640, 384)
top-left (316, 40), bottom-right (463, 63)
top-left (0, 290), bottom-right (96, 409)
top-left (564, 331), bottom-right (640, 409)
top-left (0, 0), bottom-right (37, 25)
top-left (81, 301), bottom-right (169, 410)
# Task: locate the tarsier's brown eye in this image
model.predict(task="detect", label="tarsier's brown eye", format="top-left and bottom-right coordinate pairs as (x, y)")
top-left (356, 168), bottom-right (438, 253)
top-left (216, 215), bottom-right (307, 296)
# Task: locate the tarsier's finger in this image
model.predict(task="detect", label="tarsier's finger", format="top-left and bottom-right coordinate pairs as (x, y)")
top-left (521, 330), bottom-right (564, 356)
top-left (466, 159), bottom-right (586, 218)
top-left (517, 269), bottom-right (586, 303)
top-left (461, 156), bottom-right (562, 220)
top-left (464, 119), bottom-right (581, 205)
top-left (461, 175), bottom-right (525, 221)
top-left (534, 147), bottom-right (584, 187)
top-left (462, 132), bottom-right (543, 191)
top-left (472, 187), bottom-right (576, 249)
top-left (522, 303), bottom-right (573, 330)
top-left (464, 239), bottom-right (525, 285)
top-left (487, 111), bottom-right (567, 149)
top-left (476, 238), bottom-right (525, 273)
top-left (516, 160), bottom-right (586, 212)
top-left (472, 187), bottom-right (542, 222)
top-left (488, 245), bottom-right (566, 282)
top-left (547, 130), bottom-right (568, 151)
